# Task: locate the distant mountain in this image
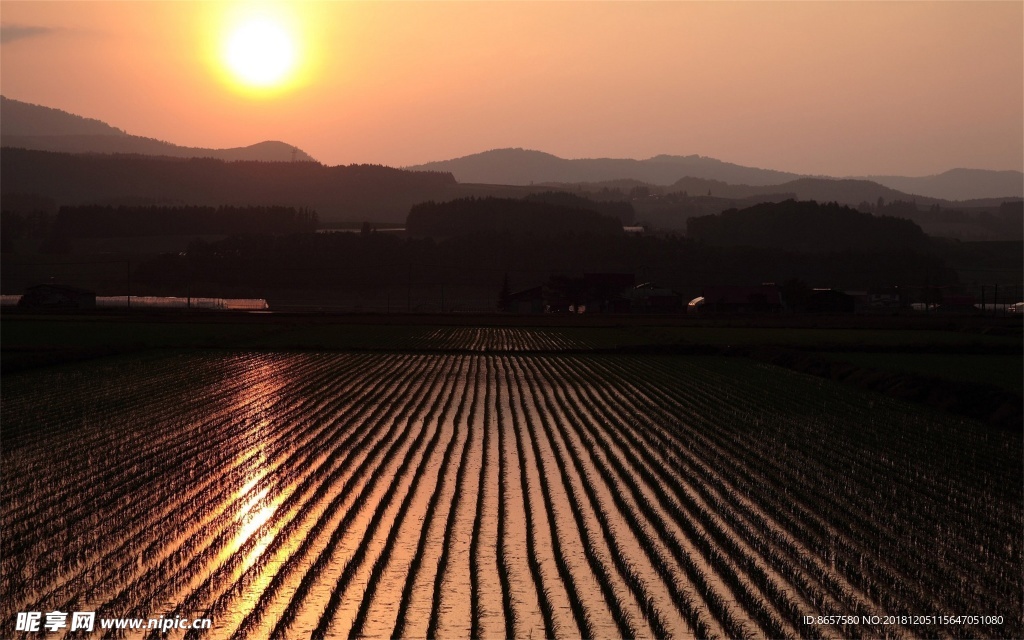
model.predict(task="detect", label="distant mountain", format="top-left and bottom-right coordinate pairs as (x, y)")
top-left (0, 95), bottom-right (126, 137)
top-left (409, 148), bottom-right (1023, 201)
top-left (406, 148), bottom-right (802, 188)
top-left (1, 148), bottom-right (456, 223)
top-left (865, 169), bottom-right (1024, 201)
top-left (0, 96), bottom-right (317, 162)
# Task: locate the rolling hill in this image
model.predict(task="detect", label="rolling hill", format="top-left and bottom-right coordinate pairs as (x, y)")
top-left (406, 148), bottom-right (802, 188)
top-left (408, 148), bottom-right (1023, 202)
top-left (0, 148), bottom-right (457, 223)
top-left (864, 169), bottom-right (1024, 202)
top-left (0, 96), bottom-right (317, 162)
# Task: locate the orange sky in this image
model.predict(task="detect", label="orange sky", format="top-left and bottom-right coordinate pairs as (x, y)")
top-left (1, 1), bottom-right (1021, 176)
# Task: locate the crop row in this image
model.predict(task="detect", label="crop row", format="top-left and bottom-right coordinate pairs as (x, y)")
top-left (2, 351), bottom-right (1019, 639)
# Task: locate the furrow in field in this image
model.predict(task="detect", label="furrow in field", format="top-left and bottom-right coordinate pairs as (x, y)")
top-left (306, 358), bottom-right (466, 639)
top-left (513, 357), bottom-right (627, 639)
top-left (264, 355), bottom-right (456, 639)
top-left (89, 356), bottom-right (388, 624)
top-left (219, 355), bottom-right (437, 639)
top-left (493, 358), bottom-right (540, 639)
top-left (470, 357), bottom-right (506, 639)
top-left (588, 355), bottom-right (921, 638)
top-left (683, 361), bottom-right (1020, 618)
top-left (366, 355), bottom-right (476, 639)
top-left (213, 353), bottom-right (440, 639)
top-left (4, 353), bottom-right (340, 620)
top-left (388, 358), bottom-right (473, 638)
top-left (0, 351), bottom-right (254, 459)
top-left (429, 357), bottom-right (484, 640)
top-left (585, 357), bottom-right (871, 637)
top-left (566, 356), bottom-right (817, 639)
top-left (0, 353), bottom-right (264, 545)
top-left (161, 355), bottom-right (421, 638)
top-left (523, 356), bottom-right (686, 640)
top-left (609, 358), bottom-right (936, 609)
top-left (504, 359), bottom-right (583, 639)
top-left (536, 357), bottom-right (741, 639)
top-left (497, 357), bottom-right (558, 639)
top-left (383, 359), bottom-right (471, 640)
top-left (351, 357), bottom-right (476, 640)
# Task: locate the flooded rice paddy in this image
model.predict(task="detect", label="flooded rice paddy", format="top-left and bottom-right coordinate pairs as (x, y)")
top-left (1, 349), bottom-right (1021, 639)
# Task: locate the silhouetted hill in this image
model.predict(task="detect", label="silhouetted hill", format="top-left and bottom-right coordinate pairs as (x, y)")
top-left (542, 175), bottom-right (1022, 240)
top-left (865, 169), bottom-right (1024, 201)
top-left (0, 96), bottom-right (317, 162)
top-left (664, 176), bottom-right (954, 207)
top-left (409, 147), bottom-right (1023, 201)
top-left (0, 148), bottom-right (456, 222)
top-left (407, 148), bottom-right (801, 187)
top-left (0, 96), bottom-right (126, 136)
top-left (770, 178), bottom-right (934, 207)
top-left (687, 200), bottom-right (929, 253)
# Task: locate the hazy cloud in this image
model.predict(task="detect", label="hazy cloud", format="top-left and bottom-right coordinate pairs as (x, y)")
top-left (1, 24), bottom-right (55, 44)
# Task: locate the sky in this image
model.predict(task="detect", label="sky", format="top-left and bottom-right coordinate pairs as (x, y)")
top-left (1, 1), bottom-right (1022, 177)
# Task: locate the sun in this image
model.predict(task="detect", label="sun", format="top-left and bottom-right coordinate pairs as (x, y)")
top-left (222, 17), bottom-right (297, 90)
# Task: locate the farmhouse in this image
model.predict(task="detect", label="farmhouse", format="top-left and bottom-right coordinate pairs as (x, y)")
top-left (505, 286), bottom-right (545, 314)
top-left (806, 289), bottom-right (856, 314)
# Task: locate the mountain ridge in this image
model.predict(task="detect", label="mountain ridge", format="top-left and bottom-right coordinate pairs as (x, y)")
top-left (5, 96), bottom-right (1020, 200)
top-left (861, 168), bottom-right (1024, 202)
top-left (406, 148), bottom-right (804, 188)
top-left (0, 96), bottom-right (318, 163)
top-left (408, 148), bottom-right (1023, 201)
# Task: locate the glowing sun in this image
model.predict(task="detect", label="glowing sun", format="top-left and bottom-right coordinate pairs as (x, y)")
top-left (223, 17), bottom-right (297, 89)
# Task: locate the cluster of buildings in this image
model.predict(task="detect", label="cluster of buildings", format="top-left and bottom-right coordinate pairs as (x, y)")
top-left (503, 276), bottom-right (916, 315)
top-left (503, 273), bottom-right (683, 314)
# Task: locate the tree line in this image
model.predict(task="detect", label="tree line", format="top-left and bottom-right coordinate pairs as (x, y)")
top-left (133, 230), bottom-right (956, 298)
top-left (50, 205), bottom-right (319, 238)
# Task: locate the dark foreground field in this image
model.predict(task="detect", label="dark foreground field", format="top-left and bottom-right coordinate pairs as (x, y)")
top-left (1, 314), bottom-right (1022, 639)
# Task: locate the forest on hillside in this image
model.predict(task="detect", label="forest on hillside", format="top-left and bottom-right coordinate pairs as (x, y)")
top-left (686, 200), bottom-right (929, 252)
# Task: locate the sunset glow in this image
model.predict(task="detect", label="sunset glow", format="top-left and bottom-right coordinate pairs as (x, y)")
top-left (223, 17), bottom-right (296, 89)
top-left (0, 1), bottom-right (1021, 174)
